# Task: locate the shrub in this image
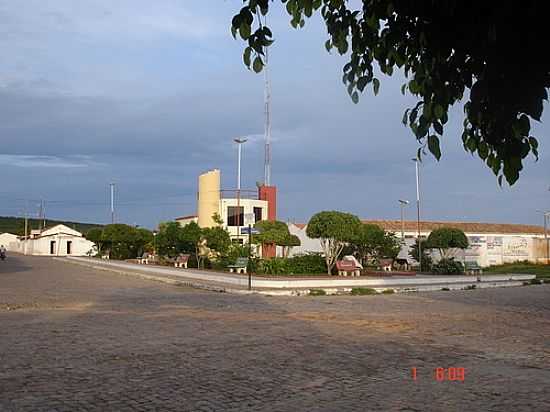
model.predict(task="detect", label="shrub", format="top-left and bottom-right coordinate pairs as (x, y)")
top-left (350, 287), bottom-right (377, 295)
top-left (441, 287), bottom-right (450, 291)
top-left (464, 284), bottom-right (477, 290)
top-left (431, 258), bottom-right (464, 274)
top-left (381, 289), bottom-right (395, 294)
top-left (286, 253), bottom-right (326, 274)
top-left (309, 289), bottom-right (327, 296)
top-left (530, 278), bottom-right (542, 285)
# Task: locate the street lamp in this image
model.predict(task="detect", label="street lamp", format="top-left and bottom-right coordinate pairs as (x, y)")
top-left (398, 199), bottom-right (409, 242)
top-left (234, 138), bottom-right (248, 240)
top-left (536, 210), bottom-right (550, 264)
top-left (412, 158), bottom-right (422, 270)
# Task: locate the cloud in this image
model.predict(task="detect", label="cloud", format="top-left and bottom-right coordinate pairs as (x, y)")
top-left (0, 155), bottom-right (98, 168)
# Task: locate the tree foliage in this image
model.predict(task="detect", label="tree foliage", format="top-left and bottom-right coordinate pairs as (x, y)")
top-left (306, 211), bottom-right (361, 274)
top-left (99, 224), bottom-right (152, 260)
top-left (408, 238), bottom-right (432, 272)
top-left (253, 220), bottom-right (301, 257)
top-left (426, 227), bottom-right (469, 259)
top-left (231, 1), bottom-right (547, 185)
top-left (350, 223), bottom-right (401, 263)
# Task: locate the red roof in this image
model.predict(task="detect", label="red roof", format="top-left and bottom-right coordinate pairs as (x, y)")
top-left (175, 215), bottom-right (197, 220)
top-left (292, 220), bottom-right (544, 235)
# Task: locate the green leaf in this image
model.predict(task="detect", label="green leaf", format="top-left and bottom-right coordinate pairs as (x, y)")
top-left (351, 91), bottom-right (359, 104)
top-left (428, 135), bottom-right (441, 160)
top-left (434, 104), bottom-right (444, 119)
top-left (252, 56), bottom-right (263, 73)
top-left (239, 22), bottom-right (251, 40)
top-left (243, 47), bottom-right (252, 67)
top-left (325, 39), bottom-right (332, 52)
top-left (357, 76), bottom-right (368, 92)
top-left (433, 121), bottom-right (443, 135)
top-left (401, 83), bottom-right (407, 95)
top-left (402, 109), bottom-right (409, 125)
top-left (373, 78), bottom-right (380, 95)
top-left (528, 136), bottom-right (538, 149)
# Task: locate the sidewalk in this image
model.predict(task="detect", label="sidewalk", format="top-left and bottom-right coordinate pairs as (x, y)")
top-left (57, 257), bottom-right (536, 296)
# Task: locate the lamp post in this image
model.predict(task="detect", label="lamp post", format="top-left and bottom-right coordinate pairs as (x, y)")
top-left (398, 199), bottom-right (409, 242)
top-left (412, 158), bottom-right (422, 270)
top-left (234, 138), bottom-right (247, 241)
top-left (536, 210), bottom-right (550, 264)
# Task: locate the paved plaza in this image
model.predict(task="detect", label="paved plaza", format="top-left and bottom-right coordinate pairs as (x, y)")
top-left (1, 255), bottom-right (549, 411)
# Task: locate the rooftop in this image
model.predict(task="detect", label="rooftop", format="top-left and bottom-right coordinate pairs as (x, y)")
top-left (291, 220), bottom-right (545, 235)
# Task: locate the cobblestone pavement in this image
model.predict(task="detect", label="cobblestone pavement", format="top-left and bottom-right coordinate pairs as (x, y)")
top-left (1, 255), bottom-right (549, 411)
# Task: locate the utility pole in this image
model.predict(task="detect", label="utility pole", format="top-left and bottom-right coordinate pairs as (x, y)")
top-left (398, 199), bottom-right (409, 243)
top-left (24, 201), bottom-right (28, 255)
top-left (234, 138), bottom-right (247, 241)
top-left (110, 182), bottom-right (115, 224)
top-left (412, 158), bottom-right (422, 270)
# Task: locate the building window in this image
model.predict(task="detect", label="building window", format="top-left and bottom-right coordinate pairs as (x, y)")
top-left (253, 207), bottom-right (263, 223)
top-left (227, 206), bottom-right (244, 227)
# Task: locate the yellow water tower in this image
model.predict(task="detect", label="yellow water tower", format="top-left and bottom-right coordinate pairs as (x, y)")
top-left (197, 169), bottom-right (221, 228)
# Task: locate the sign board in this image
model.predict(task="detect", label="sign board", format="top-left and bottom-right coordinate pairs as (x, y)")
top-left (241, 227), bottom-right (261, 235)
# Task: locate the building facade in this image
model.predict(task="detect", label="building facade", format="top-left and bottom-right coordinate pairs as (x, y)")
top-left (288, 220), bottom-right (547, 267)
top-left (2, 224), bottom-right (96, 256)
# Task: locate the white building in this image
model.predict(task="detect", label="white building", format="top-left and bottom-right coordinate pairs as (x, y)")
top-left (15, 224), bottom-right (96, 256)
top-left (0, 233), bottom-right (21, 252)
top-left (287, 220), bottom-right (547, 267)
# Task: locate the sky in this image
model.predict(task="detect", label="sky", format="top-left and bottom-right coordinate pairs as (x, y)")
top-left (0, 1), bottom-right (548, 229)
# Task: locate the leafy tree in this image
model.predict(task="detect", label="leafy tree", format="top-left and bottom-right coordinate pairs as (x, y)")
top-left (85, 228), bottom-right (105, 254)
top-left (155, 221), bottom-right (185, 257)
top-left (180, 221), bottom-right (203, 265)
top-left (306, 211), bottom-right (361, 275)
top-left (279, 234), bottom-right (301, 258)
top-left (409, 238), bottom-right (432, 272)
top-left (350, 223), bottom-right (401, 264)
top-left (101, 224), bottom-right (140, 260)
top-left (135, 228), bottom-right (153, 257)
top-left (202, 226), bottom-right (231, 256)
top-left (212, 212), bottom-right (224, 226)
top-left (252, 220), bottom-right (300, 257)
top-left (426, 227), bottom-right (469, 259)
top-left (230, 1), bottom-right (546, 184)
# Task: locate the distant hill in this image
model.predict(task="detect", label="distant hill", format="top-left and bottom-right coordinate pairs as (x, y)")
top-left (0, 216), bottom-right (104, 236)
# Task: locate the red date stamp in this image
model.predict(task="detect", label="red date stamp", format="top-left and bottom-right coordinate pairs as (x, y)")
top-left (411, 367), bottom-right (465, 381)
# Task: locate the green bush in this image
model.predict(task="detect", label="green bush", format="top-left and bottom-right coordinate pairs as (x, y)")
top-left (309, 289), bottom-right (327, 296)
top-left (530, 278), bottom-right (542, 285)
top-left (350, 287), bottom-right (377, 295)
top-left (441, 287), bottom-right (450, 291)
top-left (431, 258), bottom-right (464, 274)
top-left (381, 289), bottom-right (395, 294)
top-left (464, 284), bottom-right (477, 290)
top-left (254, 253), bottom-right (327, 275)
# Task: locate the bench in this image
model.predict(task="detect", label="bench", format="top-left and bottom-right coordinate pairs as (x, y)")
top-left (465, 261), bottom-right (483, 275)
top-left (228, 257), bottom-right (249, 274)
top-left (336, 260), bottom-right (361, 277)
top-left (139, 253), bottom-right (159, 265)
top-left (378, 258), bottom-right (394, 272)
top-left (174, 254), bottom-right (190, 269)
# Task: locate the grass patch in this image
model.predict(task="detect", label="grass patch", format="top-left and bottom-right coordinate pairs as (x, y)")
top-left (381, 289), bottom-right (395, 294)
top-left (441, 287), bottom-right (450, 291)
top-left (485, 261), bottom-right (550, 279)
top-left (350, 287), bottom-right (377, 296)
top-left (309, 289), bottom-right (327, 296)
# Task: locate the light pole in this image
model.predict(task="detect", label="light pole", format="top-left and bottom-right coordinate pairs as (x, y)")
top-left (536, 210), bottom-right (550, 264)
top-left (234, 138), bottom-right (247, 241)
top-left (398, 199), bottom-right (409, 242)
top-left (412, 158), bottom-right (422, 270)
top-left (109, 182), bottom-right (115, 224)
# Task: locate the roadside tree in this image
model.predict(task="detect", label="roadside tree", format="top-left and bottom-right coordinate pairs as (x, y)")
top-left (427, 227), bottom-right (469, 259)
top-left (230, 1), bottom-right (546, 185)
top-left (306, 211), bottom-right (361, 275)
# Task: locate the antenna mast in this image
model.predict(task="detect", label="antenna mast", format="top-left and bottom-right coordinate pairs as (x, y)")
top-left (263, 17), bottom-right (272, 186)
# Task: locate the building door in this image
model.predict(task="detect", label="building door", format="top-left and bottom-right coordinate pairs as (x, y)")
top-left (50, 241), bottom-right (56, 255)
top-left (66, 241), bottom-right (72, 255)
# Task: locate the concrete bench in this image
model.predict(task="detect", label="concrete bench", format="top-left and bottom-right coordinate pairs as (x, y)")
top-left (465, 261), bottom-right (483, 275)
top-left (378, 258), bottom-right (394, 272)
top-left (228, 257), bottom-right (248, 274)
top-left (174, 254), bottom-right (190, 269)
top-left (336, 260), bottom-right (361, 277)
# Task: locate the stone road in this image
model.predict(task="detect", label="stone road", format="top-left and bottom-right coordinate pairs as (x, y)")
top-left (1, 255), bottom-right (549, 411)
